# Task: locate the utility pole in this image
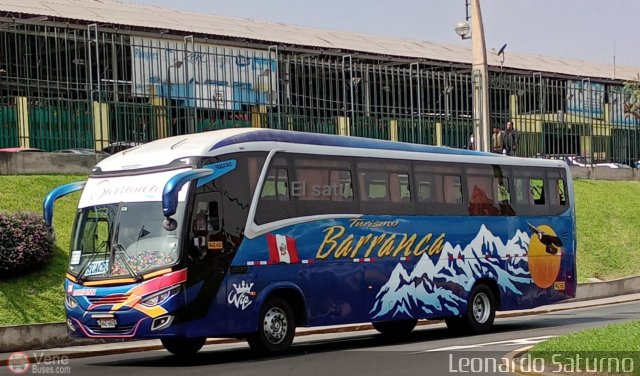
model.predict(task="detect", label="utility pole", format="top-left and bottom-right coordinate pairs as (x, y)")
top-left (471, 0), bottom-right (491, 152)
top-left (456, 0), bottom-right (491, 152)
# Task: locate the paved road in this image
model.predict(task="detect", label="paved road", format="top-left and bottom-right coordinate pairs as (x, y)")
top-left (3, 301), bottom-right (639, 376)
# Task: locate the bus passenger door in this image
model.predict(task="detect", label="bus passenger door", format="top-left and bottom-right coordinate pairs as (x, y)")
top-left (183, 192), bottom-right (230, 333)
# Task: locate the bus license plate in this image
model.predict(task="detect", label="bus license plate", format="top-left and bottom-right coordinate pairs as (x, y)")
top-left (98, 318), bottom-right (117, 329)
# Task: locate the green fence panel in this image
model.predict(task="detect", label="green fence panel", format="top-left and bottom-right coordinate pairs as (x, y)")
top-left (397, 118), bottom-right (420, 144)
top-left (612, 127), bottom-right (640, 166)
top-left (29, 104), bottom-right (93, 151)
top-left (272, 115), bottom-right (338, 135)
top-left (516, 132), bottom-right (541, 158)
top-left (352, 116), bottom-right (389, 140)
top-left (110, 103), bottom-right (155, 143)
top-left (0, 106), bottom-right (18, 148)
top-left (441, 120), bottom-right (474, 149)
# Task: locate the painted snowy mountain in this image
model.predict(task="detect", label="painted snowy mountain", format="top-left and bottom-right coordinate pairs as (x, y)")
top-left (370, 225), bottom-right (532, 319)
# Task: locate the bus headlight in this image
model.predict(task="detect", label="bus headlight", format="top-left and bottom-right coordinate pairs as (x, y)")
top-left (140, 285), bottom-right (181, 307)
top-left (65, 294), bottom-right (78, 309)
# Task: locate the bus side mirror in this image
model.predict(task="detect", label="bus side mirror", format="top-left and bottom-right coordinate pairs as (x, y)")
top-left (162, 168), bottom-right (214, 230)
top-left (161, 160), bottom-right (237, 231)
top-left (163, 217), bottom-right (178, 231)
top-left (43, 181), bottom-right (86, 227)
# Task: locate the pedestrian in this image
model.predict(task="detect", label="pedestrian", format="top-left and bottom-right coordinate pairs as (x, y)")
top-left (501, 120), bottom-right (518, 156)
top-left (492, 127), bottom-right (503, 153)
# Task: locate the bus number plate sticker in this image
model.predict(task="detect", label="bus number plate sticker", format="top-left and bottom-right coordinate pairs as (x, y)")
top-left (84, 260), bottom-right (109, 276)
top-left (554, 281), bottom-right (565, 291)
top-left (98, 318), bottom-right (117, 329)
top-left (70, 251), bottom-right (81, 265)
top-left (208, 241), bottom-right (223, 250)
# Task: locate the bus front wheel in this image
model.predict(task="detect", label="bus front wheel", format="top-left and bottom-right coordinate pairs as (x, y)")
top-left (372, 319), bottom-right (418, 337)
top-left (445, 284), bottom-right (496, 334)
top-left (161, 337), bottom-right (206, 356)
top-left (247, 297), bottom-right (296, 354)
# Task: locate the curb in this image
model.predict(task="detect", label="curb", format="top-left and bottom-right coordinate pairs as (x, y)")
top-left (502, 345), bottom-right (609, 376)
top-left (503, 346), bottom-right (580, 376)
top-left (572, 274), bottom-right (640, 301)
top-left (502, 345), bottom-right (532, 376)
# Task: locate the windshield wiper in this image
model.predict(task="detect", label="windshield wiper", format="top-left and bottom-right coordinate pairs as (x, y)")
top-left (106, 202), bottom-right (137, 280)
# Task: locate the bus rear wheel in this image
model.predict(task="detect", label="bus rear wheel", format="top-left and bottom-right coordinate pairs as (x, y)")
top-left (372, 319), bottom-right (418, 337)
top-left (161, 337), bottom-right (206, 356)
top-left (247, 297), bottom-right (296, 354)
top-left (445, 284), bottom-right (496, 335)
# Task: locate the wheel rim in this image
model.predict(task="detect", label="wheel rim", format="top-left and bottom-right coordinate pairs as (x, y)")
top-left (472, 292), bottom-right (491, 324)
top-left (262, 306), bottom-right (288, 344)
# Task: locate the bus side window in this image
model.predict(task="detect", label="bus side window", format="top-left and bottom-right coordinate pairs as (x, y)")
top-left (261, 168), bottom-right (289, 201)
top-left (530, 178), bottom-right (545, 205)
top-left (494, 178), bottom-right (510, 204)
top-left (331, 170), bottom-right (353, 201)
top-left (360, 172), bottom-right (389, 201)
top-left (443, 175), bottom-right (462, 204)
top-left (557, 179), bottom-right (566, 205)
top-left (512, 178), bottom-right (524, 204)
top-left (209, 201), bottom-right (220, 232)
top-left (415, 173), bottom-right (442, 203)
top-left (256, 156), bottom-right (295, 224)
top-left (390, 173), bottom-right (411, 203)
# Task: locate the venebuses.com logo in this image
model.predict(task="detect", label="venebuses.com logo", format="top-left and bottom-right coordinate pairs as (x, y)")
top-left (6, 351), bottom-right (71, 374)
top-left (7, 352), bottom-right (29, 374)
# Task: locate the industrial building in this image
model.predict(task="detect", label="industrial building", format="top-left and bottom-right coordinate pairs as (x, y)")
top-left (1, 0), bottom-right (639, 164)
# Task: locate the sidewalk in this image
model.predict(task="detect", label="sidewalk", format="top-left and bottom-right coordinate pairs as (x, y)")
top-left (2, 292), bottom-right (640, 366)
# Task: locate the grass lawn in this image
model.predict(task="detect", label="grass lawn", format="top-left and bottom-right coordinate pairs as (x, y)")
top-left (1, 177), bottom-right (640, 325)
top-left (0, 175), bottom-right (84, 326)
top-left (573, 180), bottom-right (640, 281)
top-left (530, 320), bottom-right (640, 375)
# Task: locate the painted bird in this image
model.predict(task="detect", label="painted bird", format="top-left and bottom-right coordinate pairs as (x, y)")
top-left (527, 223), bottom-right (564, 255)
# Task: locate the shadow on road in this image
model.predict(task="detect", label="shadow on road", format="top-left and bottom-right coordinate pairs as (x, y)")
top-left (86, 312), bottom-right (617, 368)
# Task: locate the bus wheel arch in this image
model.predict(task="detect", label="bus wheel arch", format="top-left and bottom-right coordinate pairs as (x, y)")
top-left (265, 287), bottom-right (308, 328)
top-left (473, 278), bottom-right (501, 312)
top-left (247, 287), bottom-right (307, 354)
top-left (445, 278), bottom-right (499, 335)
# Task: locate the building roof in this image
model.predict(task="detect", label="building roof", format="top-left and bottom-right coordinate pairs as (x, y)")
top-left (1, 0), bottom-right (638, 81)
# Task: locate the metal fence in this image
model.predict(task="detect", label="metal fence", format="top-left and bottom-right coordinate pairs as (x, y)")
top-left (1, 20), bottom-right (639, 165)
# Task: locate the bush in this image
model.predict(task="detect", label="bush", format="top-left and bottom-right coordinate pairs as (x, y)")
top-left (0, 212), bottom-right (55, 277)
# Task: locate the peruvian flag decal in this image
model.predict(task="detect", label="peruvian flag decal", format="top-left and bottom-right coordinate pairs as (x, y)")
top-left (267, 233), bottom-right (300, 264)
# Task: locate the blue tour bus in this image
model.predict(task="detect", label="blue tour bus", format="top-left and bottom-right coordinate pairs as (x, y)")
top-left (44, 128), bottom-right (576, 355)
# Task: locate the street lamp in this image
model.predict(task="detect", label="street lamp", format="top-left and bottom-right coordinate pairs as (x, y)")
top-left (455, 21), bottom-right (471, 40)
top-left (455, 0), bottom-right (490, 152)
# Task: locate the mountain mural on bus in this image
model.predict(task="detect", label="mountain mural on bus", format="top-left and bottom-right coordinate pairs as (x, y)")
top-left (369, 224), bottom-right (532, 319)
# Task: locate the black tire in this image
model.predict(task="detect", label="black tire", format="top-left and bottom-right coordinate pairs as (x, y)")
top-left (444, 316), bottom-right (465, 334)
top-left (247, 297), bottom-right (296, 354)
top-left (161, 337), bottom-right (206, 356)
top-left (372, 319), bottom-right (418, 337)
top-left (446, 284), bottom-right (496, 335)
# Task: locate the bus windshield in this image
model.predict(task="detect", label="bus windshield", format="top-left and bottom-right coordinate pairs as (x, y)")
top-left (68, 201), bottom-right (185, 279)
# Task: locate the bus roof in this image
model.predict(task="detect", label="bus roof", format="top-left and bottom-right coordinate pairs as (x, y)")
top-left (95, 128), bottom-right (564, 172)
top-left (208, 129), bottom-right (488, 156)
